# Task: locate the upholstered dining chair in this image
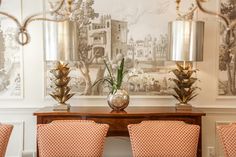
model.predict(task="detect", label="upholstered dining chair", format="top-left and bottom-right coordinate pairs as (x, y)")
top-left (37, 120), bottom-right (109, 157)
top-left (128, 121), bottom-right (200, 157)
top-left (217, 123), bottom-right (236, 157)
top-left (0, 124), bottom-right (13, 157)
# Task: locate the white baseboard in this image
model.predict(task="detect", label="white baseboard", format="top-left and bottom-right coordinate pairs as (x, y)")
top-left (21, 150), bottom-right (36, 157)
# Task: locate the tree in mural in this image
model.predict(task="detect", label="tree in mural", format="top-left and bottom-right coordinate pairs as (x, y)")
top-left (74, 0), bottom-right (105, 95)
top-left (219, 0), bottom-right (236, 95)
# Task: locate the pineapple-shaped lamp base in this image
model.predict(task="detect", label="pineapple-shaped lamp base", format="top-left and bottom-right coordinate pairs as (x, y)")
top-left (50, 61), bottom-right (74, 111)
top-left (171, 62), bottom-right (198, 111)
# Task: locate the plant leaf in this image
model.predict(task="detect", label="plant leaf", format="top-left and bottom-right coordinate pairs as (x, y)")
top-left (92, 78), bottom-right (104, 87)
top-left (104, 60), bottom-right (114, 84)
top-left (116, 58), bottom-right (125, 89)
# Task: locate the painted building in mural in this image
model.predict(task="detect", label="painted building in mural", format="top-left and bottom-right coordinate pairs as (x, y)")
top-left (87, 15), bottom-right (168, 66)
top-left (87, 15), bottom-right (128, 62)
top-left (127, 34), bottom-right (168, 66)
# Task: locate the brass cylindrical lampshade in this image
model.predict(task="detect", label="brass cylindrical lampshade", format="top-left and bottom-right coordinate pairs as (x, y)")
top-left (44, 20), bottom-right (79, 61)
top-left (167, 20), bottom-right (204, 61)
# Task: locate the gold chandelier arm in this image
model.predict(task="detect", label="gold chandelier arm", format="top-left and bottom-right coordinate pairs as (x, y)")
top-left (196, 0), bottom-right (230, 27)
top-left (27, 17), bottom-right (67, 23)
top-left (23, 0), bottom-right (66, 28)
top-left (0, 11), bottom-right (21, 28)
top-left (0, 0), bottom-right (68, 45)
top-left (11, 0), bottom-right (65, 45)
top-left (0, 11), bottom-right (29, 45)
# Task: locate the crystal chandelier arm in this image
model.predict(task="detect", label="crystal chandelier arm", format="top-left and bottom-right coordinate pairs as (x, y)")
top-left (196, 0), bottom-right (230, 27)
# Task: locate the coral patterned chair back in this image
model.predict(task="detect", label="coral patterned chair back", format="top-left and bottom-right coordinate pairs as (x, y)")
top-left (217, 123), bottom-right (236, 157)
top-left (128, 121), bottom-right (200, 157)
top-left (0, 124), bottom-right (13, 157)
top-left (37, 120), bottom-right (109, 157)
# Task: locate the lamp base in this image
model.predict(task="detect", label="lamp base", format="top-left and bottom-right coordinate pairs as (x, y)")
top-left (53, 103), bottom-right (70, 111)
top-left (50, 61), bottom-right (74, 111)
top-left (176, 103), bottom-right (192, 111)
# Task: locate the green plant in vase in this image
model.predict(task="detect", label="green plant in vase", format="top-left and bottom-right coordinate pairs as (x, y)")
top-left (170, 62), bottom-right (199, 110)
top-left (93, 58), bottom-right (129, 111)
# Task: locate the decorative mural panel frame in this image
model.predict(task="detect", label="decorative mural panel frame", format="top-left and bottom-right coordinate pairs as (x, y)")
top-left (218, 0), bottom-right (236, 98)
top-left (0, 0), bottom-right (24, 99)
top-left (43, 0), bottom-right (196, 98)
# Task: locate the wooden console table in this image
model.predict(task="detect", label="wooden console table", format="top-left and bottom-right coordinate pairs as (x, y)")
top-left (34, 106), bottom-right (205, 157)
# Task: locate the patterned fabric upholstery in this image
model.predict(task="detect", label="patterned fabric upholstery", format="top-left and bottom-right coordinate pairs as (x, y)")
top-left (128, 121), bottom-right (200, 157)
top-left (51, 120), bottom-right (95, 123)
top-left (37, 120), bottom-right (109, 157)
top-left (0, 124), bottom-right (13, 157)
top-left (217, 123), bottom-right (236, 157)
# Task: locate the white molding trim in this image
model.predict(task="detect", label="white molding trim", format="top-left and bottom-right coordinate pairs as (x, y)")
top-left (198, 108), bottom-right (236, 114)
top-left (0, 106), bottom-right (236, 114)
top-left (21, 150), bottom-right (36, 157)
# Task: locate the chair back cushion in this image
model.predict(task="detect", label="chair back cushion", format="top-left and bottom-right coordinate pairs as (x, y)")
top-left (37, 120), bottom-right (109, 157)
top-left (128, 121), bottom-right (199, 157)
top-left (0, 124), bottom-right (13, 157)
top-left (217, 123), bottom-right (236, 157)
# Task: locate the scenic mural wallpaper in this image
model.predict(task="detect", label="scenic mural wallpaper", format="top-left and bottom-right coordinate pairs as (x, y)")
top-left (45, 0), bottom-right (194, 97)
top-left (218, 0), bottom-right (236, 96)
top-left (0, 0), bottom-right (23, 98)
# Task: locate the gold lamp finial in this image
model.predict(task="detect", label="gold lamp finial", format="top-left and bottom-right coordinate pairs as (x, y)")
top-left (66, 0), bottom-right (73, 12)
top-left (176, 0), bottom-right (181, 11)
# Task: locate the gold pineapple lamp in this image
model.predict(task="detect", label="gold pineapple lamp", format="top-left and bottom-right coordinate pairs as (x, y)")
top-left (45, 20), bottom-right (79, 111)
top-left (167, 20), bottom-right (204, 111)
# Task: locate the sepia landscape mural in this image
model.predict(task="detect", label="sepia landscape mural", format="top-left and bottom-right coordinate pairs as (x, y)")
top-left (218, 0), bottom-right (236, 96)
top-left (45, 0), bottom-right (194, 97)
top-left (0, 0), bottom-right (23, 98)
